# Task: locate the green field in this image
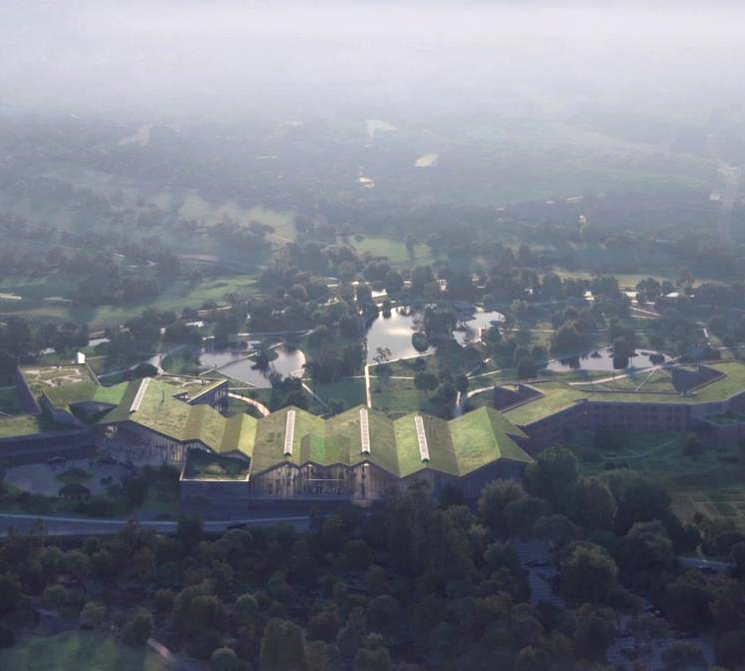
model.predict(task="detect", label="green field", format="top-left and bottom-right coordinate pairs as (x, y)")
top-left (0, 631), bottom-right (168, 671)
top-left (369, 376), bottom-right (428, 415)
top-left (0, 274), bottom-right (265, 328)
top-left (308, 379), bottom-right (367, 408)
top-left (341, 235), bottom-right (438, 265)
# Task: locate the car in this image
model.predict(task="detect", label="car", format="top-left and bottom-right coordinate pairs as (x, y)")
top-left (697, 566), bottom-right (718, 575)
top-left (226, 522), bottom-right (248, 531)
top-left (526, 559), bottom-right (551, 568)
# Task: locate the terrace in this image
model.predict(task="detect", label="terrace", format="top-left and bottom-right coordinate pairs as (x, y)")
top-left (182, 450), bottom-right (250, 481)
top-left (20, 364), bottom-right (99, 412)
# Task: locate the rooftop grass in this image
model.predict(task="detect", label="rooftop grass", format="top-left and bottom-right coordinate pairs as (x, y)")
top-left (21, 364), bottom-right (99, 411)
top-left (0, 413), bottom-right (75, 439)
top-left (505, 361), bottom-right (745, 426)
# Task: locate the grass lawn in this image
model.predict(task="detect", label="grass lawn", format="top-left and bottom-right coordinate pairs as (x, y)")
top-left (0, 274), bottom-right (266, 328)
top-left (341, 235), bottom-right (439, 265)
top-left (369, 377), bottom-right (428, 415)
top-left (55, 467), bottom-right (94, 486)
top-left (0, 631), bottom-right (169, 671)
top-left (308, 379), bottom-right (367, 408)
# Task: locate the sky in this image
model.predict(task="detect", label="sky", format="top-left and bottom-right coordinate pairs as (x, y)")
top-left (1, 1), bottom-right (744, 123)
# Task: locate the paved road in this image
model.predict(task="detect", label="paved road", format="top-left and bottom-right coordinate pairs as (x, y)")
top-left (0, 513), bottom-right (310, 537)
top-left (679, 555), bottom-right (734, 573)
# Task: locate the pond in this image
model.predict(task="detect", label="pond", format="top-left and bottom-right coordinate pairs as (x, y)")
top-left (200, 345), bottom-right (306, 388)
top-left (544, 346), bottom-right (666, 373)
top-left (365, 306), bottom-right (504, 363)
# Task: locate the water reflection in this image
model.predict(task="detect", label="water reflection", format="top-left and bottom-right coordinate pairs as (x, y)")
top-left (545, 347), bottom-right (665, 372)
top-left (200, 346), bottom-right (306, 388)
top-left (365, 306), bottom-right (504, 363)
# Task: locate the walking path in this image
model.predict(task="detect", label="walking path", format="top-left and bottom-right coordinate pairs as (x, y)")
top-left (227, 392), bottom-right (270, 417)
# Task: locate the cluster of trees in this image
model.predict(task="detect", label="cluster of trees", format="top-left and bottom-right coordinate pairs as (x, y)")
top-left (0, 317), bottom-right (89, 379)
top-left (3, 452), bottom-right (745, 669)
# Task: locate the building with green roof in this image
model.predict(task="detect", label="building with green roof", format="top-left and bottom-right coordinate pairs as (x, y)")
top-left (180, 404), bottom-right (533, 509)
top-left (6, 359), bottom-right (745, 511)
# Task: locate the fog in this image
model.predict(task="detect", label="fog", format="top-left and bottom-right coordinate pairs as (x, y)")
top-left (2, 1), bottom-right (745, 125)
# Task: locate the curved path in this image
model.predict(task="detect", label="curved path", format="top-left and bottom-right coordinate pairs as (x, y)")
top-left (227, 391), bottom-right (271, 417)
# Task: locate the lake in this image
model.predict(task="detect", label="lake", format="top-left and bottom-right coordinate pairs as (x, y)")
top-left (365, 306), bottom-right (504, 363)
top-left (200, 346), bottom-right (306, 388)
top-left (545, 346), bottom-right (665, 373)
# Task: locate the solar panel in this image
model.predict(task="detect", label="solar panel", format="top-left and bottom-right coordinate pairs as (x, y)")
top-left (284, 410), bottom-right (296, 456)
top-left (359, 408), bottom-right (371, 454)
top-left (129, 378), bottom-right (151, 414)
top-left (414, 415), bottom-right (429, 462)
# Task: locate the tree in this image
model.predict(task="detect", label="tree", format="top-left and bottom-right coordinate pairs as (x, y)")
top-left (661, 641), bottom-right (707, 671)
top-left (173, 584), bottom-right (224, 636)
top-left (613, 480), bottom-right (671, 536)
top-left (526, 446), bottom-right (578, 509)
top-left (573, 604), bottom-right (617, 661)
top-left (308, 606), bottom-right (340, 643)
top-left (121, 608), bottom-right (153, 647)
top-left (0, 574), bottom-right (22, 615)
top-left (80, 601), bottom-right (106, 629)
top-left (716, 629), bottom-right (745, 669)
top-left (353, 635), bottom-right (391, 671)
top-left (478, 479), bottom-right (526, 537)
top-left (176, 514), bottom-right (203, 551)
top-left (514, 647), bottom-right (550, 671)
top-left (236, 594), bottom-right (259, 623)
top-left (560, 543), bottom-right (618, 604)
top-left (663, 571), bottom-right (712, 632)
top-left (504, 496), bottom-right (552, 538)
top-left (344, 540), bottom-right (373, 571)
top-left (618, 520), bottom-right (675, 591)
top-left (533, 514), bottom-right (581, 548)
top-left (210, 647), bottom-right (245, 671)
top-left (567, 477), bottom-right (615, 531)
top-left (411, 332), bottom-right (430, 353)
top-left (260, 618), bottom-right (309, 671)
top-left (413, 372), bottom-right (438, 392)
top-left (710, 575), bottom-right (745, 634)
top-left (551, 320), bottom-right (585, 352)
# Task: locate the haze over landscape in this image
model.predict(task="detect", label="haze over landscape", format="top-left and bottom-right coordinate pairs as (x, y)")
top-left (2, 2), bottom-right (745, 670)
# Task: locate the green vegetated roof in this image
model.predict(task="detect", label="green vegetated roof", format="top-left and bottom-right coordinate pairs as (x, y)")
top-left (504, 361), bottom-right (745, 426)
top-left (20, 364), bottom-right (99, 412)
top-left (186, 379), bottom-right (226, 403)
top-left (0, 414), bottom-right (72, 439)
top-left (97, 378), bottom-right (255, 455)
top-left (89, 382), bottom-right (129, 406)
top-left (248, 405), bottom-right (532, 479)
